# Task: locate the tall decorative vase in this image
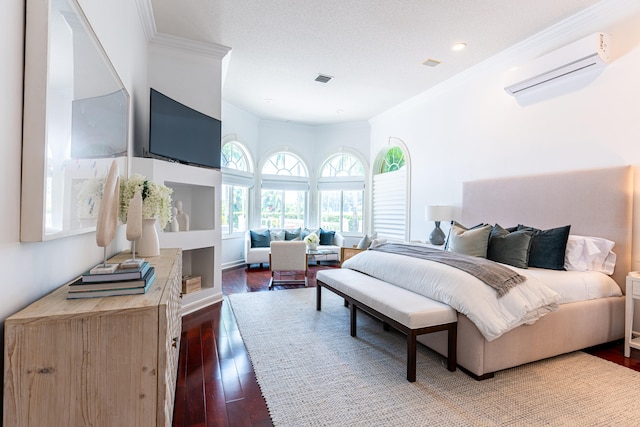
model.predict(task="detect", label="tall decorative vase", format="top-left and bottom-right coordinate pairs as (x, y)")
top-left (137, 218), bottom-right (160, 257)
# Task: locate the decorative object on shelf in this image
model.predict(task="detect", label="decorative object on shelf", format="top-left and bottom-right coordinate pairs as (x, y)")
top-left (137, 219), bottom-right (161, 257)
top-left (425, 205), bottom-right (454, 246)
top-left (304, 232), bottom-right (320, 250)
top-left (122, 192), bottom-right (144, 268)
top-left (91, 160), bottom-right (120, 274)
top-left (120, 173), bottom-right (173, 229)
top-left (168, 206), bottom-right (179, 232)
top-left (175, 200), bottom-right (190, 231)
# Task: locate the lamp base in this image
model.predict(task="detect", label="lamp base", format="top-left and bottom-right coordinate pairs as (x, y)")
top-left (429, 221), bottom-right (446, 246)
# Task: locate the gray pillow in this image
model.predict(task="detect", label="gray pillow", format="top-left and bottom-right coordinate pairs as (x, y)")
top-left (447, 222), bottom-right (492, 258)
top-left (284, 228), bottom-right (301, 241)
top-left (357, 234), bottom-right (372, 249)
top-left (487, 224), bottom-right (533, 268)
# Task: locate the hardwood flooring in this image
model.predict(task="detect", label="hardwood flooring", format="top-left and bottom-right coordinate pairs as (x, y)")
top-left (172, 263), bottom-right (640, 427)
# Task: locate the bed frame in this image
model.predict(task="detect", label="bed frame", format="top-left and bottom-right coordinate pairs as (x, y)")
top-left (417, 165), bottom-right (633, 379)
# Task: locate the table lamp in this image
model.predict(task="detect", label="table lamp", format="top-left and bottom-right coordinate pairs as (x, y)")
top-left (425, 205), bottom-right (453, 246)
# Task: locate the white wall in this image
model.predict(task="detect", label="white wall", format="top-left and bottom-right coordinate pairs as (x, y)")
top-left (0, 0), bottom-right (148, 327)
top-left (369, 0), bottom-right (640, 269)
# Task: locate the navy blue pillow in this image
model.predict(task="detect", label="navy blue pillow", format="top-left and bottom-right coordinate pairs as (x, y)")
top-left (319, 228), bottom-right (335, 245)
top-left (517, 224), bottom-right (571, 270)
top-left (250, 229), bottom-right (271, 248)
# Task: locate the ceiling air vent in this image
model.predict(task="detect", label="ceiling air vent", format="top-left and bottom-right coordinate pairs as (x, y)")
top-left (315, 74), bottom-right (333, 83)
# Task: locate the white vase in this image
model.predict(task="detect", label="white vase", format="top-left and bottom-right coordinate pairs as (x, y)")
top-left (137, 218), bottom-right (160, 257)
top-left (307, 242), bottom-right (318, 251)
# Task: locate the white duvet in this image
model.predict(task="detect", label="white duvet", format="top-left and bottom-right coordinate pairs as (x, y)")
top-left (342, 250), bottom-right (562, 342)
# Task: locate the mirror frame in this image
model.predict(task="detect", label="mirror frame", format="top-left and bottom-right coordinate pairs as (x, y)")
top-left (21, 0), bottom-right (129, 242)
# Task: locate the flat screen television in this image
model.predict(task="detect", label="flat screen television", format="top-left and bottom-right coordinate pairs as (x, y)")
top-left (148, 88), bottom-right (221, 169)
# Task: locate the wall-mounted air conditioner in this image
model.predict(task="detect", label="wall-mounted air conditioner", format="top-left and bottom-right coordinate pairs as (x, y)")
top-left (504, 32), bottom-right (610, 96)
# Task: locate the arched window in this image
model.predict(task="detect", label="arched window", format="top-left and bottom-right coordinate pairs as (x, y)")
top-left (260, 151), bottom-right (309, 229)
top-left (318, 152), bottom-right (366, 234)
top-left (372, 139), bottom-right (410, 241)
top-left (221, 140), bottom-right (253, 235)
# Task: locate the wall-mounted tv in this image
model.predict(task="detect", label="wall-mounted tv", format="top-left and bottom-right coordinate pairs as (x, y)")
top-left (148, 88), bottom-right (221, 169)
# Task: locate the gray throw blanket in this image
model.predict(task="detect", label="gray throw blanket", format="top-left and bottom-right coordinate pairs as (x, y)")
top-left (370, 243), bottom-right (526, 297)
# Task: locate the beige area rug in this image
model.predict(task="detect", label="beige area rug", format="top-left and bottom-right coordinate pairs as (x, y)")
top-left (227, 288), bottom-right (640, 426)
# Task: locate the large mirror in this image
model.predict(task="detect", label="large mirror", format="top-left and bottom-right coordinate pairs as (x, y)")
top-left (21, 0), bottom-right (129, 242)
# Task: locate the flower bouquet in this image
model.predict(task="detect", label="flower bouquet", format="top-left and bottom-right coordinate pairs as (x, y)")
top-left (304, 232), bottom-right (319, 250)
top-left (119, 174), bottom-right (173, 229)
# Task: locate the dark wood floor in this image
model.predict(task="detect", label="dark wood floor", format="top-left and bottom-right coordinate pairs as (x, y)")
top-left (172, 263), bottom-right (640, 427)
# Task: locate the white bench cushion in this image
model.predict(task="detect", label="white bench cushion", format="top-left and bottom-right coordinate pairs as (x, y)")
top-left (317, 269), bottom-right (456, 329)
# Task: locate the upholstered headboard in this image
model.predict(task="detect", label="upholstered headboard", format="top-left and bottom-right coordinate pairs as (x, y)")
top-left (461, 166), bottom-right (633, 291)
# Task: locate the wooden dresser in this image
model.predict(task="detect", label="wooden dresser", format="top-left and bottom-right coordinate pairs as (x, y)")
top-left (3, 248), bottom-right (182, 427)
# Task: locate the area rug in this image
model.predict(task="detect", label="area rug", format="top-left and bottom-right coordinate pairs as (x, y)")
top-left (227, 288), bottom-right (640, 426)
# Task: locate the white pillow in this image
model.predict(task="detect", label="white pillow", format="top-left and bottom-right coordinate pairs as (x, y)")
top-left (269, 229), bottom-right (285, 241)
top-left (564, 235), bottom-right (616, 275)
top-left (370, 237), bottom-right (387, 248)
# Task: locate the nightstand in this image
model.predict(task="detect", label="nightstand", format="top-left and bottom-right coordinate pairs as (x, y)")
top-left (340, 247), bottom-right (366, 266)
top-left (624, 272), bottom-right (640, 357)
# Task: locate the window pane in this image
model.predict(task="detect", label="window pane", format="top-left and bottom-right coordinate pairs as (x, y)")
top-left (343, 190), bottom-right (363, 233)
top-left (221, 184), bottom-right (230, 234)
top-left (232, 186), bottom-right (248, 233)
top-left (283, 190), bottom-right (305, 229)
top-left (320, 190), bottom-right (341, 231)
top-left (261, 189), bottom-right (282, 228)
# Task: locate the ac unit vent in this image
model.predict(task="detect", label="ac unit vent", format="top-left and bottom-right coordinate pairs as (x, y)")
top-left (504, 33), bottom-right (610, 96)
top-left (315, 74), bottom-right (333, 83)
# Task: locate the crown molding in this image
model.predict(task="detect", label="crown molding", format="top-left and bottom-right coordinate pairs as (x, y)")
top-left (150, 32), bottom-right (231, 59)
top-left (135, 0), bottom-right (231, 59)
top-left (134, 0), bottom-right (156, 42)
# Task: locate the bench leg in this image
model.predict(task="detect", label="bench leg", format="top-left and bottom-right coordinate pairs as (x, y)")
top-left (350, 303), bottom-right (357, 337)
top-left (447, 322), bottom-right (457, 372)
top-left (316, 284), bottom-right (322, 311)
top-left (407, 331), bottom-right (417, 382)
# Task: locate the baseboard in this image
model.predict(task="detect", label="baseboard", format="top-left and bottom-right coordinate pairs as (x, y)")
top-left (222, 260), bottom-right (246, 270)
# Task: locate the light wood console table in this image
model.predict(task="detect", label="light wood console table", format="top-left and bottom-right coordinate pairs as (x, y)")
top-left (3, 248), bottom-right (182, 427)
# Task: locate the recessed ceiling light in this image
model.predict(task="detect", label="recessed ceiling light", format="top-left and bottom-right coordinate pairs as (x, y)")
top-left (422, 58), bottom-right (441, 67)
top-left (452, 42), bottom-right (467, 51)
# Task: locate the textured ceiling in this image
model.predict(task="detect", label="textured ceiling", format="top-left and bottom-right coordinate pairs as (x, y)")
top-left (150, 0), bottom-right (602, 125)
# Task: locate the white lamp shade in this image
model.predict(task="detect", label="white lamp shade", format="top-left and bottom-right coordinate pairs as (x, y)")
top-left (425, 205), bottom-right (453, 221)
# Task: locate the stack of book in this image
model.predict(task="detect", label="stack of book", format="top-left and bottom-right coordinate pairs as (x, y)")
top-left (67, 261), bottom-right (156, 299)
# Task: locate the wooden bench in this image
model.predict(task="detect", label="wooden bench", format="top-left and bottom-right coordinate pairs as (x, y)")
top-left (316, 269), bottom-right (457, 382)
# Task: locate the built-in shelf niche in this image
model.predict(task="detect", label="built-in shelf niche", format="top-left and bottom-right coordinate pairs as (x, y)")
top-left (165, 181), bottom-right (215, 231)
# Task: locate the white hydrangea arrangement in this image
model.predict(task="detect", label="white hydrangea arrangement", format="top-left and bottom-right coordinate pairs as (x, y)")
top-left (304, 232), bottom-right (319, 245)
top-left (120, 174), bottom-right (173, 229)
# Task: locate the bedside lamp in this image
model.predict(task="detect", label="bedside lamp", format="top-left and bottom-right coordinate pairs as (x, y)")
top-left (425, 205), bottom-right (453, 246)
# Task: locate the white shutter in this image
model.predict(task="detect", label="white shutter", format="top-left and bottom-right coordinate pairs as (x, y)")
top-left (373, 169), bottom-right (407, 242)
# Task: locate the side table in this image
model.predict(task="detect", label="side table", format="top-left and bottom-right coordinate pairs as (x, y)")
top-left (624, 272), bottom-right (640, 357)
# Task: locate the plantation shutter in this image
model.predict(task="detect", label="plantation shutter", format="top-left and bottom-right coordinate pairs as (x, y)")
top-left (372, 168), bottom-right (407, 242)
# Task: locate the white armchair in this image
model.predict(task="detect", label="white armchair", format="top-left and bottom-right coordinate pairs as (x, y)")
top-left (268, 241), bottom-right (308, 290)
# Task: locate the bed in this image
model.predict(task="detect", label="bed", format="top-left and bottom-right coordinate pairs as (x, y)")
top-left (343, 166), bottom-right (633, 379)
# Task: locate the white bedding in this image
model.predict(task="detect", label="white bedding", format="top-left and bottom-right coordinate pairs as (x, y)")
top-left (514, 266), bottom-right (621, 304)
top-left (342, 250), bottom-right (562, 342)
